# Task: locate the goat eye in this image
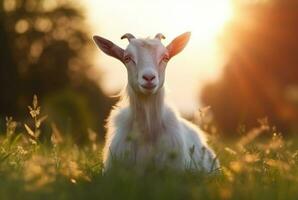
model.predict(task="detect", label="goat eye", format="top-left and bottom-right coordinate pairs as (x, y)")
top-left (162, 54), bottom-right (169, 63)
top-left (124, 55), bottom-right (132, 63)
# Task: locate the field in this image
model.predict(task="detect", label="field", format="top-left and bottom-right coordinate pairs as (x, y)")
top-left (0, 97), bottom-right (298, 200)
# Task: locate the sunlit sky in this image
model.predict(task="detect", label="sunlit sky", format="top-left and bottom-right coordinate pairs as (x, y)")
top-left (85, 0), bottom-right (234, 114)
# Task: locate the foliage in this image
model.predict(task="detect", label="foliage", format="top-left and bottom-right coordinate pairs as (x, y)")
top-left (201, 1), bottom-right (298, 135)
top-left (0, 0), bottom-right (113, 142)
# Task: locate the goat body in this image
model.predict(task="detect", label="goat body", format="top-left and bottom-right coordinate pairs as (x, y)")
top-left (103, 86), bottom-right (219, 171)
top-left (93, 32), bottom-right (219, 172)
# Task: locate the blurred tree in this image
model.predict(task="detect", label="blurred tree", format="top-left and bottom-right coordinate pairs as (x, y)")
top-left (201, 1), bottom-right (298, 136)
top-left (0, 0), bottom-right (113, 143)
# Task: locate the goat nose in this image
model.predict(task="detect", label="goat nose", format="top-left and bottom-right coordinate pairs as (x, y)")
top-left (142, 74), bottom-right (156, 82)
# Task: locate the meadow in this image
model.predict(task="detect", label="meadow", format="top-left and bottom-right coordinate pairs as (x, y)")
top-left (0, 96), bottom-right (297, 200)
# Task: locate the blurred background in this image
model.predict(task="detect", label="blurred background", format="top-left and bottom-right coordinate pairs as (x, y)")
top-left (0, 0), bottom-right (297, 143)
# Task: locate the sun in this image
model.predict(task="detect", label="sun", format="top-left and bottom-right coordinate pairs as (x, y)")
top-left (163, 0), bottom-right (233, 42)
top-left (196, 1), bottom-right (233, 38)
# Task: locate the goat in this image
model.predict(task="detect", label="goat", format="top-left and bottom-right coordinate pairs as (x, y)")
top-left (93, 32), bottom-right (219, 172)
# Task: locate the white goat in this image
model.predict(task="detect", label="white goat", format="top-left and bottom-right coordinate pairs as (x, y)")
top-left (93, 32), bottom-right (219, 172)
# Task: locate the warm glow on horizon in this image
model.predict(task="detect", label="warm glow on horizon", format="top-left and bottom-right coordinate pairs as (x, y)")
top-left (166, 1), bottom-right (233, 42)
top-left (86, 0), bottom-right (234, 114)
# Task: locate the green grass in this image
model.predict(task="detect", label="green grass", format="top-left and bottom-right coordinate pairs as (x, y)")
top-left (0, 96), bottom-right (297, 200)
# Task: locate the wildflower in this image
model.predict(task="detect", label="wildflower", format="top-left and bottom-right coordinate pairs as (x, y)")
top-left (265, 159), bottom-right (290, 171)
top-left (237, 125), bottom-right (269, 151)
top-left (222, 166), bottom-right (234, 182)
top-left (5, 117), bottom-right (17, 137)
top-left (88, 128), bottom-right (97, 142)
top-left (88, 128), bottom-right (97, 151)
top-left (51, 123), bottom-right (63, 145)
top-left (17, 146), bottom-right (28, 156)
top-left (24, 124), bottom-right (37, 144)
top-left (244, 153), bottom-right (259, 163)
top-left (24, 95), bottom-right (47, 144)
top-left (229, 161), bottom-right (242, 173)
top-left (224, 147), bottom-right (237, 155)
top-left (70, 178), bottom-right (77, 184)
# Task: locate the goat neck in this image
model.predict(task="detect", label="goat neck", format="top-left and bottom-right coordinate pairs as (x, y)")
top-left (127, 85), bottom-right (165, 143)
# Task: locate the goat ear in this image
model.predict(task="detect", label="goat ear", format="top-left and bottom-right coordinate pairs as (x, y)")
top-left (93, 35), bottom-right (124, 63)
top-left (166, 32), bottom-right (191, 59)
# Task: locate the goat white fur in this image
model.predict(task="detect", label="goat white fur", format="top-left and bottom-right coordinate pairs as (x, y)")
top-left (93, 32), bottom-right (219, 172)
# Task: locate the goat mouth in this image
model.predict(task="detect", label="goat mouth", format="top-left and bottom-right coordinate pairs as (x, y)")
top-left (140, 84), bottom-right (156, 90)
